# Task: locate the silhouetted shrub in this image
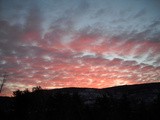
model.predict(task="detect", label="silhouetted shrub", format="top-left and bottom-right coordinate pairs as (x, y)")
top-left (32, 86), bottom-right (42, 92)
top-left (13, 90), bottom-right (23, 97)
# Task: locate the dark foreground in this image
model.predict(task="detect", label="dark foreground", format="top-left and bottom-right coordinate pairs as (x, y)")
top-left (1, 82), bottom-right (160, 120)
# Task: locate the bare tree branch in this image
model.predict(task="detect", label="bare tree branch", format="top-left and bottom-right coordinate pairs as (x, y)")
top-left (0, 72), bottom-right (9, 93)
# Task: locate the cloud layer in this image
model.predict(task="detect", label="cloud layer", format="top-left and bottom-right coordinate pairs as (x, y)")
top-left (0, 0), bottom-right (160, 96)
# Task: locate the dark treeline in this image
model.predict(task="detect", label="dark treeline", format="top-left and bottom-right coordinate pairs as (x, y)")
top-left (1, 85), bottom-right (160, 120)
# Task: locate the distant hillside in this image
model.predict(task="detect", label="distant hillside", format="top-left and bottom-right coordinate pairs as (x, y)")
top-left (1, 82), bottom-right (160, 120)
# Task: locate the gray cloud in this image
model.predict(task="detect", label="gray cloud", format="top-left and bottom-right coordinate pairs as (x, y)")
top-left (24, 7), bottom-right (43, 33)
top-left (133, 9), bottom-right (146, 19)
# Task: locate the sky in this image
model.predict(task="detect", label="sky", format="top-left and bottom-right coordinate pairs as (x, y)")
top-left (0, 0), bottom-right (160, 96)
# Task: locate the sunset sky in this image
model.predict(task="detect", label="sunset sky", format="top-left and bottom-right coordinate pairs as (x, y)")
top-left (0, 0), bottom-right (160, 96)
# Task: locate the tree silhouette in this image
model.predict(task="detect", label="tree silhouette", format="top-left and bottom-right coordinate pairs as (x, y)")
top-left (0, 72), bottom-right (8, 93)
top-left (13, 90), bottom-right (23, 97)
top-left (32, 86), bottom-right (42, 92)
top-left (13, 89), bottom-right (31, 120)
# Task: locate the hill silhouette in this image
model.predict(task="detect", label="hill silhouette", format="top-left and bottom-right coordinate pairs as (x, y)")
top-left (1, 82), bottom-right (160, 120)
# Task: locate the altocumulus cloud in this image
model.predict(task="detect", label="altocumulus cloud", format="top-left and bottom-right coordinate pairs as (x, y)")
top-left (0, 0), bottom-right (160, 96)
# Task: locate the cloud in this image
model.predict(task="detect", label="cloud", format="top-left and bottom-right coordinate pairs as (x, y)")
top-left (133, 9), bottom-right (146, 19)
top-left (78, 0), bottom-right (89, 13)
top-left (0, 0), bottom-right (160, 96)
